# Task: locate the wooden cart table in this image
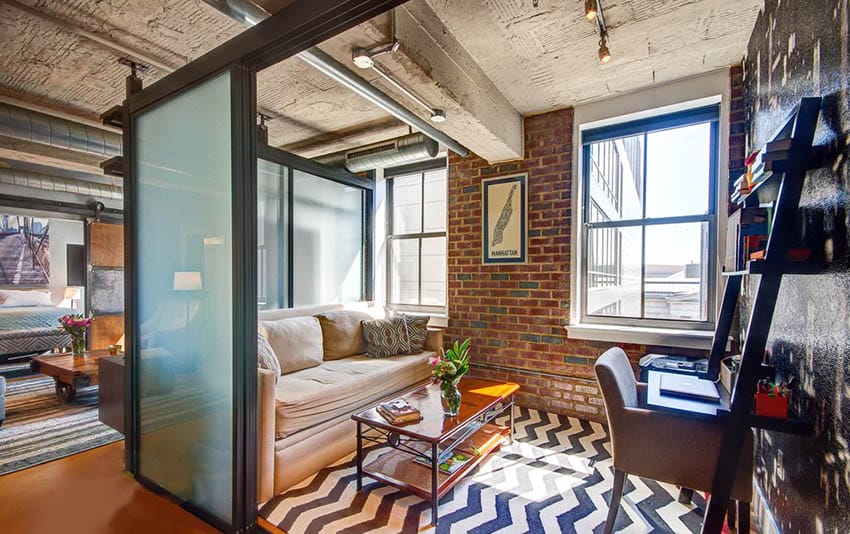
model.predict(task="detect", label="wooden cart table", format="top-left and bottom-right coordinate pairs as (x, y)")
top-left (352, 378), bottom-right (519, 526)
top-left (30, 350), bottom-right (114, 403)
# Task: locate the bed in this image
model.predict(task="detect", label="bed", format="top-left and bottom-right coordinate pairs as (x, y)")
top-left (0, 305), bottom-right (74, 359)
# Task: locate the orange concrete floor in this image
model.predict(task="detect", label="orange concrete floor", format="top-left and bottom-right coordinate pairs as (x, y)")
top-left (0, 442), bottom-right (219, 533)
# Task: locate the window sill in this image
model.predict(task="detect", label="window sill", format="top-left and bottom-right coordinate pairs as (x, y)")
top-left (565, 323), bottom-right (715, 350)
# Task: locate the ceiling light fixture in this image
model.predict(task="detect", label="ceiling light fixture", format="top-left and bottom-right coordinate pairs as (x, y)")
top-left (584, 0), bottom-right (597, 20)
top-left (587, 0), bottom-right (612, 63)
top-left (430, 109), bottom-right (446, 123)
top-left (598, 37), bottom-right (611, 63)
top-left (351, 9), bottom-right (448, 124)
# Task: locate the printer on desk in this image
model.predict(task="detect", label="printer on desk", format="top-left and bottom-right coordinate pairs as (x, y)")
top-left (638, 353), bottom-right (709, 382)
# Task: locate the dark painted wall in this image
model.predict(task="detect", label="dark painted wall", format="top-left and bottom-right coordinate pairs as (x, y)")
top-left (742, 0), bottom-right (850, 531)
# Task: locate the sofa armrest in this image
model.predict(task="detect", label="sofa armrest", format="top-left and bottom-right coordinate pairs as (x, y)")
top-left (257, 368), bottom-right (276, 503)
top-left (425, 327), bottom-right (444, 353)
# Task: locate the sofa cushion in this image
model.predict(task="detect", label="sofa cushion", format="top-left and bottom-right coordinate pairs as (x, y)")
top-left (261, 316), bottom-right (323, 374)
top-left (361, 317), bottom-right (410, 358)
top-left (257, 331), bottom-right (281, 381)
top-left (315, 310), bottom-right (372, 360)
top-left (399, 314), bottom-right (430, 353)
top-left (273, 352), bottom-right (433, 437)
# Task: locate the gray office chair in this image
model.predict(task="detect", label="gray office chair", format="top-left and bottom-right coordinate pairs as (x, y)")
top-left (594, 347), bottom-right (753, 534)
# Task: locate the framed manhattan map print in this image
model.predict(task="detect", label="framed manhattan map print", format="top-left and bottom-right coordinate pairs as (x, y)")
top-left (482, 173), bottom-right (527, 264)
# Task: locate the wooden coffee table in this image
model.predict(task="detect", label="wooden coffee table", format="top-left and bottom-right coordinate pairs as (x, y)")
top-left (30, 350), bottom-right (114, 403)
top-left (352, 378), bottom-right (519, 526)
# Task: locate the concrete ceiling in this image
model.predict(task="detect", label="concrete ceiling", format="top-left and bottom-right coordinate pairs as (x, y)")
top-left (427, 0), bottom-right (763, 113)
top-left (0, 0), bottom-right (762, 177)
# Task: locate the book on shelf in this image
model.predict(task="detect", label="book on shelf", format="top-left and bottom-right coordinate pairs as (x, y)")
top-left (414, 450), bottom-right (473, 475)
top-left (376, 398), bottom-right (421, 425)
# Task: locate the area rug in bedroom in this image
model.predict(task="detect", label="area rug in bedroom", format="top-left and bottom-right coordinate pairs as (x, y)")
top-left (0, 376), bottom-right (122, 475)
top-left (260, 407), bottom-right (707, 533)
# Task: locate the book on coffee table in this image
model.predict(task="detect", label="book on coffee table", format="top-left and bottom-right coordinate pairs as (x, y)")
top-left (377, 398), bottom-right (422, 425)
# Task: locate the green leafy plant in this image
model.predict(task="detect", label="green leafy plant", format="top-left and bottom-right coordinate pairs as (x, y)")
top-left (430, 338), bottom-right (471, 382)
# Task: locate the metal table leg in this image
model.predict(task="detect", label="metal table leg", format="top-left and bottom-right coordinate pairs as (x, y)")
top-left (356, 421), bottom-right (363, 490)
top-left (431, 442), bottom-right (439, 526)
top-left (509, 398), bottom-right (515, 445)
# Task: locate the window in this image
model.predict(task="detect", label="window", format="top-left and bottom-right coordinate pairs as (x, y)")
top-left (387, 165), bottom-right (447, 313)
top-left (257, 148), bottom-right (372, 309)
top-left (581, 107), bottom-right (718, 328)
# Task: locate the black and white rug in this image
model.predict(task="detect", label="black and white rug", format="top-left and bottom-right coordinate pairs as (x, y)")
top-left (260, 407), bottom-right (706, 533)
top-left (0, 376), bottom-right (122, 475)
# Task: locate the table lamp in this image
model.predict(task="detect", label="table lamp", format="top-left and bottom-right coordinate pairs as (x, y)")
top-left (173, 271), bottom-right (202, 324)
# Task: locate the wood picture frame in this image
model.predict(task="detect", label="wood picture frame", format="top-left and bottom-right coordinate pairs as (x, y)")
top-left (482, 173), bottom-right (527, 264)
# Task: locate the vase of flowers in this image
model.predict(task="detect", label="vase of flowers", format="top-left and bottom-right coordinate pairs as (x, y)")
top-left (59, 313), bottom-right (93, 356)
top-left (430, 338), bottom-right (471, 416)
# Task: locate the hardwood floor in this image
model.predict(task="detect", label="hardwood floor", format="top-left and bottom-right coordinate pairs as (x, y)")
top-left (0, 442), bottom-right (218, 533)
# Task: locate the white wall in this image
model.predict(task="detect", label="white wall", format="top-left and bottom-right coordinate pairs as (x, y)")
top-left (47, 218), bottom-right (84, 305)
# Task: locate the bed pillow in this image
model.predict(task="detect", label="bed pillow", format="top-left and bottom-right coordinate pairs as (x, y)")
top-left (361, 317), bottom-right (410, 358)
top-left (0, 289), bottom-right (52, 307)
top-left (260, 316), bottom-right (324, 374)
top-left (315, 310), bottom-right (373, 360)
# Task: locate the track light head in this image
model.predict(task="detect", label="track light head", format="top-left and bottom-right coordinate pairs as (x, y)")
top-left (598, 40), bottom-right (611, 63)
top-left (585, 0), bottom-right (597, 20)
top-left (430, 109), bottom-right (446, 123)
top-left (352, 48), bottom-right (374, 69)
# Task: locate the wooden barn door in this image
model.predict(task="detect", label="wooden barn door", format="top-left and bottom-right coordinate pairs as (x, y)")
top-left (86, 221), bottom-right (124, 350)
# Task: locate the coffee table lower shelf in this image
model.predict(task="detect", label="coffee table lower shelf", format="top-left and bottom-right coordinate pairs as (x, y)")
top-left (361, 423), bottom-right (508, 503)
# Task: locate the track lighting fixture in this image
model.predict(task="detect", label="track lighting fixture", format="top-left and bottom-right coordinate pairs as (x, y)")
top-left (585, 0), bottom-right (597, 21)
top-left (430, 109), bottom-right (446, 123)
top-left (598, 37), bottom-right (611, 63)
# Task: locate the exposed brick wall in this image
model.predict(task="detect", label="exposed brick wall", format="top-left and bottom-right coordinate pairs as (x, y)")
top-left (446, 108), bottom-right (645, 422)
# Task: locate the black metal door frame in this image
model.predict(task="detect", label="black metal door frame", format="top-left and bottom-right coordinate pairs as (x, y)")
top-left (122, 1), bottom-right (409, 532)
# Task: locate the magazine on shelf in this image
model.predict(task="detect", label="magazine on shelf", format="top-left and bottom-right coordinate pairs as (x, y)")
top-left (414, 450), bottom-right (473, 475)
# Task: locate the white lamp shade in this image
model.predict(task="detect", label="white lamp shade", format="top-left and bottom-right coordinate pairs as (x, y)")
top-left (63, 286), bottom-right (81, 300)
top-left (173, 271), bottom-right (203, 291)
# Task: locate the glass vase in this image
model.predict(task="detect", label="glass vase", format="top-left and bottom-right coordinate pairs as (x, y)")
top-left (440, 378), bottom-right (462, 416)
top-left (71, 332), bottom-right (86, 356)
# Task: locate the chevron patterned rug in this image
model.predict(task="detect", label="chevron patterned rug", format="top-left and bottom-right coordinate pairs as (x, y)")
top-left (260, 407), bottom-right (707, 533)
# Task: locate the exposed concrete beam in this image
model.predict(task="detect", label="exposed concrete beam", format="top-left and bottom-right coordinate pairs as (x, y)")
top-left (393, 1), bottom-right (523, 162)
top-left (0, 139), bottom-right (107, 178)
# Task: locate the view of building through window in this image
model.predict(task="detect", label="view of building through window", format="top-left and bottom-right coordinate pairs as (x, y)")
top-left (388, 167), bottom-right (448, 312)
top-left (583, 114), bottom-right (716, 324)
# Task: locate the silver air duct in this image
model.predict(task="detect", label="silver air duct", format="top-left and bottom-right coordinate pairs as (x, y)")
top-left (199, 0), bottom-right (470, 158)
top-left (0, 168), bottom-right (122, 200)
top-left (0, 102), bottom-right (122, 158)
top-left (314, 133), bottom-right (438, 173)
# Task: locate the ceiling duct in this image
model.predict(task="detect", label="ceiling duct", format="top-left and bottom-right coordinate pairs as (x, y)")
top-left (314, 133), bottom-right (438, 173)
top-left (0, 102), bottom-right (122, 158)
top-left (0, 168), bottom-right (122, 201)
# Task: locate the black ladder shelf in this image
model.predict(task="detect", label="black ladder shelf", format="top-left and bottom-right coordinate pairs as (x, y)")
top-left (699, 97), bottom-right (822, 533)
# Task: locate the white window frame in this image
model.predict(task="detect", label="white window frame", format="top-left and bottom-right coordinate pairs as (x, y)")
top-left (567, 70), bottom-right (732, 350)
top-left (385, 160), bottom-right (448, 315)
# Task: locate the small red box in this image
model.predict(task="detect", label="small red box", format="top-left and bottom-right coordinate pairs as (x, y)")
top-left (755, 393), bottom-right (788, 419)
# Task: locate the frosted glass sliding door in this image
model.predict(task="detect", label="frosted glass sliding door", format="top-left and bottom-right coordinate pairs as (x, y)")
top-left (134, 72), bottom-right (234, 524)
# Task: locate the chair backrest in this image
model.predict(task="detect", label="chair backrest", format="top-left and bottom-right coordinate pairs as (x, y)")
top-left (594, 347), bottom-right (639, 413)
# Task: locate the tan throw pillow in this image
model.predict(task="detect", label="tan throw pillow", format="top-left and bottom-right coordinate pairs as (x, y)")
top-left (260, 316), bottom-right (324, 374)
top-left (315, 310), bottom-right (373, 360)
top-left (361, 317), bottom-right (410, 358)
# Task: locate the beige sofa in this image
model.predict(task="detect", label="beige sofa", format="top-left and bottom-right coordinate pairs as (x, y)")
top-left (256, 304), bottom-right (443, 503)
